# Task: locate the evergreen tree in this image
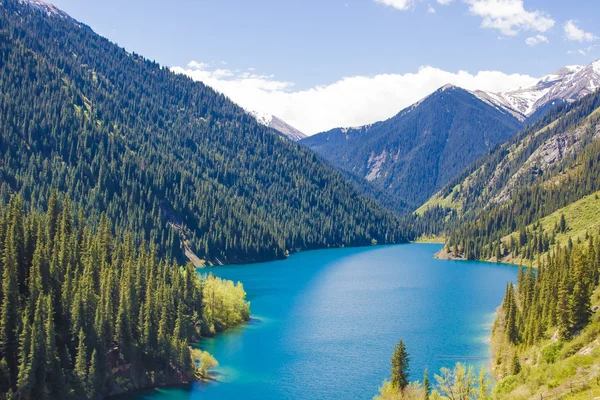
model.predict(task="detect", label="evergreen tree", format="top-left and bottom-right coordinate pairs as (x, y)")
top-left (391, 339), bottom-right (410, 391)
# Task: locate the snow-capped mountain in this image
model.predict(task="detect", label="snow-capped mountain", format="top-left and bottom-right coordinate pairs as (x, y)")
top-left (248, 111), bottom-right (306, 141)
top-left (20, 0), bottom-right (72, 19)
top-left (474, 60), bottom-right (600, 120)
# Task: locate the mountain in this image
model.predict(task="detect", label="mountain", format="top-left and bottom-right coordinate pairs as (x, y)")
top-left (0, 0), bottom-right (410, 266)
top-left (302, 84), bottom-right (523, 209)
top-left (249, 110), bottom-right (307, 141)
top-left (422, 88), bottom-right (600, 225)
top-left (423, 88), bottom-right (600, 400)
top-left (474, 60), bottom-right (600, 121)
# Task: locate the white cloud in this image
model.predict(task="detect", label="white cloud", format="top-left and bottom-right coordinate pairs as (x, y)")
top-left (525, 34), bottom-right (549, 47)
top-left (374, 0), bottom-right (416, 11)
top-left (437, 0), bottom-right (453, 4)
top-left (427, 5), bottom-right (436, 13)
top-left (568, 45), bottom-right (599, 57)
top-left (172, 61), bottom-right (537, 135)
top-left (464, 0), bottom-right (554, 36)
top-left (564, 20), bottom-right (597, 43)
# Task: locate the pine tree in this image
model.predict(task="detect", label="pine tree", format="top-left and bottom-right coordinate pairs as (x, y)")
top-left (510, 353), bottom-right (521, 375)
top-left (390, 339), bottom-right (409, 390)
top-left (74, 328), bottom-right (89, 394)
top-left (560, 214), bottom-right (567, 233)
top-left (505, 283), bottom-right (519, 344)
top-left (1, 198), bottom-right (22, 386)
top-left (88, 349), bottom-right (103, 398)
top-left (557, 278), bottom-right (571, 339)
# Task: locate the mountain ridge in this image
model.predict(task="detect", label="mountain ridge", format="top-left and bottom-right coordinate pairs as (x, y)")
top-left (474, 60), bottom-right (600, 121)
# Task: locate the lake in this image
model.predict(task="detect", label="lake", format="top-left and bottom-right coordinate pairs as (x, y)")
top-left (126, 244), bottom-right (517, 400)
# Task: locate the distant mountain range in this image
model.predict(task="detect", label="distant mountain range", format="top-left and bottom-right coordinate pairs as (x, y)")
top-left (248, 110), bottom-right (307, 141)
top-left (302, 60), bottom-right (600, 212)
top-left (474, 60), bottom-right (600, 121)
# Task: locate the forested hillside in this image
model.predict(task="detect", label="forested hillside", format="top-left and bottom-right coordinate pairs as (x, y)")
top-left (302, 85), bottom-right (523, 209)
top-left (0, 0), bottom-right (409, 266)
top-left (413, 87), bottom-right (600, 399)
top-left (489, 234), bottom-right (600, 399)
top-left (0, 193), bottom-right (250, 398)
top-left (433, 89), bottom-right (600, 263)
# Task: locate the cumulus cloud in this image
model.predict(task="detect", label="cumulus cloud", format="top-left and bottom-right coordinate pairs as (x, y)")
top-left (525, 34), bottom-right (549, 46)
top-left (172, 61), bottom-right (537, 135)
top-left (464, 0), bottom-right (554, 36)
top-left (374, 0), bottom-right (416, 10)
top-left (437, 0), bottom-right (453, 4)
top-left (427, 5), bottom-right (436, 13)
top-left (564, 20), bottom-right (597, 43)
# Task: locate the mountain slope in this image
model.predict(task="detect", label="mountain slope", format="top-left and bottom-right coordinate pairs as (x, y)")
top-left (429, 88), bottom-right (600, 262)
top-left (475, 60), bottom-right (600, 121)
top-left (0, 0), bottom-right (409, 265)
top-left (302, 85), bottom-right (523, 208)
top-left (249, 111), bottom-right (306, 141)
top-left (423, 89), bottom-right (600, 220)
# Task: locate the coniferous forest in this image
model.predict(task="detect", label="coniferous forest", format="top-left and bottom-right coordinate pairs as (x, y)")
top-left (441, 88), bottom-right (600, 262)
top-left (0, 0), bottom-right (410, 267)
top-left (0, 192), bottom-right (250, 399)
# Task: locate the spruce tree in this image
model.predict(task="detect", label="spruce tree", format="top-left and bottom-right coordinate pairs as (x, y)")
top-left (390, 339), bottom-right (409, 390)
top-left (74, 328), bottom-right (89, 394)
top-left (1, 200), bottom-right (21, 386)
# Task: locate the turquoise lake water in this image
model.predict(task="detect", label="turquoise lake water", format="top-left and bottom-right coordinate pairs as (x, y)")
top-left (127, 243), bottom-right (518, 399)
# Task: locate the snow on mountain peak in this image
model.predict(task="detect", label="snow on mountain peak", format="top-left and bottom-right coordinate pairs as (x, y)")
top-left (248, 110), bottom-right (273, 126)
top-left (592, 59), bottom-right (600, 75)
top-left (475, 59), bottom-right (600, 120)
top-left (247, 110), bottom-right (306, 141)
top-left (20, 0), bottom-right (70, 19)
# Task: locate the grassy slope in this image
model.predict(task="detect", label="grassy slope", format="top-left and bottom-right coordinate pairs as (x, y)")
top-left (493, 287), bottom-right (600, 400)
top-left (498, 190), bottom-right (600, 267)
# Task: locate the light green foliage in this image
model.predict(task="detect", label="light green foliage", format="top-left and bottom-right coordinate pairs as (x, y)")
top-left (376, 362), bottom-right (490, 400)
top-left (541, 342), bottom-right (563, 364)
top-left (198, 351), bottom-right (219, 378)
top-left (434, 363), bottom-right (477, 400)
top-left (202, 274), bottom-right (250, 335)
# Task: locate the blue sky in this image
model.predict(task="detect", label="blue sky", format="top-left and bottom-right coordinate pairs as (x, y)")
top-left (45, 0), bottom-right (600, 134)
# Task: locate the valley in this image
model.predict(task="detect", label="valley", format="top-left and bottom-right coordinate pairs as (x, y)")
top-left (1, 0), bottom-right (600, 399)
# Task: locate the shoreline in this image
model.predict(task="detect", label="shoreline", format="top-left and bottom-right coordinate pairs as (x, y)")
top-left (107, 333), bottom-right (246, 400)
